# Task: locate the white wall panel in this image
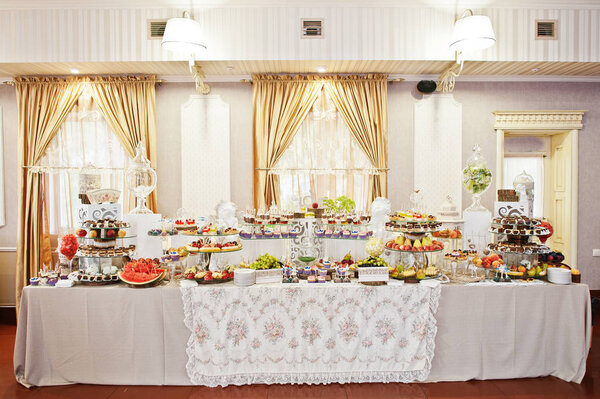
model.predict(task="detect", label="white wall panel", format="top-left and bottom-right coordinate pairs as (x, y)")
top-left (413, 94), bottom-right (462, 216)
top-left (0, 6), bottom-right (598, 64)
top-left (181, 95), bottom-right (231, 218)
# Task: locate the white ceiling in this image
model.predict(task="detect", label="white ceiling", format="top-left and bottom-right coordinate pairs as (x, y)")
top-left (2, 0), bottom-right (600, 8)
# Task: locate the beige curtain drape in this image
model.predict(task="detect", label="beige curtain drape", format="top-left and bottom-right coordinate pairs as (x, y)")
top-left (252, 75), bottom-right (323, 209)
top-left (87, 76), bottom-right (158, 212)
top-left (322, 74), bottom-right (388, 205)
top-left (15, 77), bottom-right (85, 311)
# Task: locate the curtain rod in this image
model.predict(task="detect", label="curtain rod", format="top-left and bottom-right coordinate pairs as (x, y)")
top-left (22, 165), bottom-right (126, 171)
top-left (241, 78), bottom-right (404, 84)
top-left (256, 167), bottom-right (389, 171)
top-left (3, 79), bottom-right (165, 86)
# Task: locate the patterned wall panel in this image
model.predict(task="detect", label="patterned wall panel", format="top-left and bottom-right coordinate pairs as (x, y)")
top-left (0, 6), bottom-right (598, 64)
top-left (181, 95), bottom-right (231, 218)
top-left (413, 94), bottom-right (462, 216)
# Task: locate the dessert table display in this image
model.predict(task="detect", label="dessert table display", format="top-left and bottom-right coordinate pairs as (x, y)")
top-left (14, 281), bottom-right (591, 387)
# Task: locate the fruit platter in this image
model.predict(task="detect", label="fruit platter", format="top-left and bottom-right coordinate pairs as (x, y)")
top-left (185, 238), bottom-right (242, 253)
top-left (118, 258), bottom-right (166, 288)
top-left (184, 265), bottom-right (235, 284)
top-left (248, 253), bottom-right (282, 270)
top-left (390, 265), bottom-right (441, 283)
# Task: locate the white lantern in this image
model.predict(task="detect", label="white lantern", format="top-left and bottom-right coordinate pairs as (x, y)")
top-left (450, 12), bottom-right (496, 53)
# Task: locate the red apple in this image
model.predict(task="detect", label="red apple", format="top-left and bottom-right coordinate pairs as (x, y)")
top-left (312, 202), bottom-right (318, 209)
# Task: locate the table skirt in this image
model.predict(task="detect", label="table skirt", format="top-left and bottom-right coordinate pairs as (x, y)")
top-left (14, 283), bottom-right (591, 386)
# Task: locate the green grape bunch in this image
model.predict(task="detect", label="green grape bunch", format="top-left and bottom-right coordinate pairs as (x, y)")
top-left (250, 253), bottom-right (282, 270)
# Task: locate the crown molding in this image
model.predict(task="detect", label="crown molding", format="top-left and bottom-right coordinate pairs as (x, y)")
top-left (3, 0), bottom-right (600, 10)
top-left (493, 110), bottom-right (586, 130)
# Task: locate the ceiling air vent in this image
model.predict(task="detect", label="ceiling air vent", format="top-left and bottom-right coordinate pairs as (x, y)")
top-left (535, 20), bottom-right (557, 39)
top-left (147, 19), bottom-right (168, 40)
top-left (301, 19), bottom-right (324, 38)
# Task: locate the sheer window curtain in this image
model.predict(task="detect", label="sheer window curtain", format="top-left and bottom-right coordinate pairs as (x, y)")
top-left (503, 155), bottom-right (544, 217)
top-left (273, 88), bottom-right (375, 210)
top-left (38, 90), bottom-right (133, 233)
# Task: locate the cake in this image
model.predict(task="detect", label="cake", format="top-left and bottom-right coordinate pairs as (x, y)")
top-left (439, 195), bottom-right (460, 219)
top-left (317, 276), bottom-right (326, 283)
top-left (307, 275), bottom-right (316, 283)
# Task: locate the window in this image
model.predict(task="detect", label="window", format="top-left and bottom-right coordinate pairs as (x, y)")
top-left (271, 89), bottom-right (376, 211)
top-left (503, 155), bottom-right (544, 217)
top-left (38, 90), bottom-right (132, 233)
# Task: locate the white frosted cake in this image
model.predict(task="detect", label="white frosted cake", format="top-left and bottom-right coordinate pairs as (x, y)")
top-left (234, 268), bottom-right (256, 287)
top-left (439, 195), bottom-right (460, 218)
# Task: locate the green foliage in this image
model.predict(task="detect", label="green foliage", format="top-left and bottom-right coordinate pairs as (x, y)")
top-left (322, 196), bottom-right (356, 213)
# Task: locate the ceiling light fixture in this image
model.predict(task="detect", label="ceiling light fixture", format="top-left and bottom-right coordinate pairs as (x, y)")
top-left (161, 10), bottom-right (210, 94)
top-left (437, 9), bottom-right (496, 93)
top-left (449, 10), bottom-right (496, 54)
top-left (316, 65), bottom-right (327, 73)
top-left (70, 68), bottom-right (80, 74)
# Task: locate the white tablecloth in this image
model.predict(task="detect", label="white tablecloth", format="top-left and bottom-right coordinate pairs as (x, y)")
top-left (14, 282), bottom-right (591, 387)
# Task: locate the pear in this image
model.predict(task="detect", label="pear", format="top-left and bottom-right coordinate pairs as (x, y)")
top-left (404, 239), bottom-right (412, 248)
top-left (527, 268), bottom-right (536, 277)
top-left (422, 236), bottom-right (433, 246)
top-left (395, 236), bottom-right (404, 246)
top-left (414, 239), bottom-right (423, 248)
top-left (416, 270), bottom-right (426, 280)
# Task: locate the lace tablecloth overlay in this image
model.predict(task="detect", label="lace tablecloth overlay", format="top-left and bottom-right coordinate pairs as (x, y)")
top-left (181, 283), bottom-right (441, 386)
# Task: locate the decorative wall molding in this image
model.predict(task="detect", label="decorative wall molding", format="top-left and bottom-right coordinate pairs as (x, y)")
top-left (0, 247), bottom-right (17, 252)
top-left (493, 110), bottom-right (586, 130)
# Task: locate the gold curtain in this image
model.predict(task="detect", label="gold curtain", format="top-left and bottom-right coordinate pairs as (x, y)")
top-left (322, 74), bottom-right (388, 205)
top-left (15, 77), bottom-right (85, 311)
top-left (252, 74), bottom-right (323, 209)
top-left (87, 76), bottom-right (158, 212)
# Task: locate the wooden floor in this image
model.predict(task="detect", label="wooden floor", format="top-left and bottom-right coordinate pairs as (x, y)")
top-left (1, 323), bottom-right (599, 399)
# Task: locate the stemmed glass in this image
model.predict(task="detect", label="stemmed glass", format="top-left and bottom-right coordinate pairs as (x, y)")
top-left (59, 233), bottom-right (79, 275)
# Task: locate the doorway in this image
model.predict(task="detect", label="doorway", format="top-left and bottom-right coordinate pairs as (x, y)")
top-left (493, 111), bottom-right (585, 267)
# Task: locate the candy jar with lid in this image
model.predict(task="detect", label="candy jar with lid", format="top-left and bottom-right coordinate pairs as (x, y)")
top-left (463, 144), bottom-right (492, 212)
top-left (125, 142), bottom-right (157, 214)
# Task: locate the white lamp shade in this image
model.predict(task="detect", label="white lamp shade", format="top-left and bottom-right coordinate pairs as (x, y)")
top-left (161, 17), bottom-right (206, 56)
top-left (450, 15), bottom-right (495, 53)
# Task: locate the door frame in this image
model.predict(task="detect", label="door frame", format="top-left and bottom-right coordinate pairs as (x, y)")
top-left (493, 110), bottom-right (585, 267)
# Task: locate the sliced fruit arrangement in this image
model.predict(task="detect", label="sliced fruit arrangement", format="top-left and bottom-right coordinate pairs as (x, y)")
top-left (118, 258), bottom-right (165, 286)
top-left (385, 235), bottom-right (443, 252)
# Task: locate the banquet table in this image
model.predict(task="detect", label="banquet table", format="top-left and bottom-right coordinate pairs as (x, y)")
top-left (14, 281), bottom-right (591, 387)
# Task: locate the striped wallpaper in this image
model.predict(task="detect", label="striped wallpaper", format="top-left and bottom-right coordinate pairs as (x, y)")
top-left (0, 6), bottom-right (598, 64)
